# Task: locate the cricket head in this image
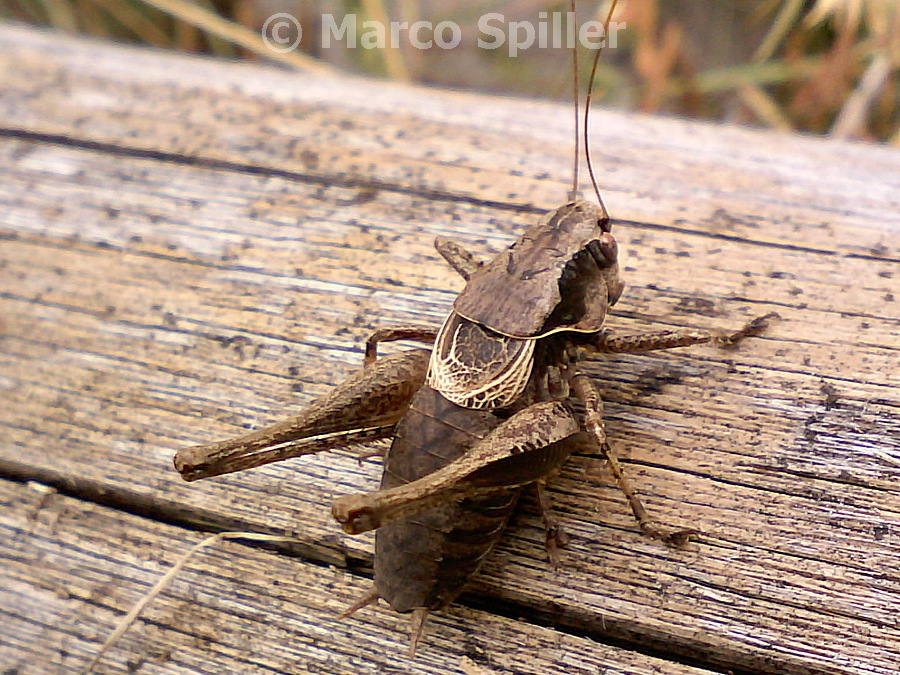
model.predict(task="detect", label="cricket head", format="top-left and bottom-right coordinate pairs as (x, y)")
top-left (452, 200), bottom-right (624, 339)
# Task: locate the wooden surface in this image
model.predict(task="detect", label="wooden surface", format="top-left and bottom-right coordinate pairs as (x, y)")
top-left (1, 23), bottom-right (898, 675)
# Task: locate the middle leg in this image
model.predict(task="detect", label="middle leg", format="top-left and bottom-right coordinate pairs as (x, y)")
top-left (570, 372), bottom-right (695, 546)
top-left (534, 479), bottom-right (570, 567)
top-left (365, 327), bottom-right (438, 365)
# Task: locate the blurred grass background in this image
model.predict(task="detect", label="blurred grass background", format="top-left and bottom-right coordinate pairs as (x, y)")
top-left (1, 0), bottom-right (897, 142)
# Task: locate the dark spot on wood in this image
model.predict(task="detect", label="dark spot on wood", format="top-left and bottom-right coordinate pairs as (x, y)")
top-left (804, 413), bottom-right (821, 441)
top-left (344, 187), bottom-right (378, 206)
top-left (126, 656), bottom-right (145, 672)
top-left (878, 270), bottom-right (892, 278)
top-left (635, 366), bottom-right (685, 395)
top-left (217, 335), bottom-right (252, 359)
top-left (873, 524), bottom-right (891, 540)
top-left (674, 296), bottom-right (718, 317)
top-left (820, 381), bottom-right (839, 409)
top-left (300, 149), bottom-right (319, 169)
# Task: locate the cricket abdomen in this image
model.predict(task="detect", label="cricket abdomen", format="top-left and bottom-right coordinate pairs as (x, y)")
top-left (374, 385), bottom-right (520, 613)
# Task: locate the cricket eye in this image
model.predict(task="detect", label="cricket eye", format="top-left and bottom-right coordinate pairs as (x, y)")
top-left (599, 232), bottom-right (618, 263)
top-left (586, 233), bottom-right (618, 268)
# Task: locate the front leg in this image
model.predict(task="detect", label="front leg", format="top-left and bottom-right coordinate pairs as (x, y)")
top-left (587, 312), bottom-right (779, 354)
top-left (434, 236), bottom-right (483, 281)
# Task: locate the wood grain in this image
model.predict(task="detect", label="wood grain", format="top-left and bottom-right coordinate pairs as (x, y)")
top-left (0, 479), bottom-right (719, 674)
top-left (1, 24), bottom-right (898, 675)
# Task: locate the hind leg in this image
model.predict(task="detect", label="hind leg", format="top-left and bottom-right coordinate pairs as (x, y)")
top-left (175, 349), bottom-right (430, 480)
top-left (332, 399), bottom-right (590, 535)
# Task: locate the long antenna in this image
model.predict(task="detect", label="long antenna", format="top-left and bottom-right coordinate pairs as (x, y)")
top-left (570, 0), bottom-right (580, 201)
top-left (584, 0), bottom-right (620, 211)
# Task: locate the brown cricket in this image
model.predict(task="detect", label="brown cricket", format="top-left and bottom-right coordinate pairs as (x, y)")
top-left (173, 1), bottom-right (776, 656)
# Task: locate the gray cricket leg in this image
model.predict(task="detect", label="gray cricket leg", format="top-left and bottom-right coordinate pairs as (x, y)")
top-left (365, 328), bottom-right (438, 365)
top-left (434, 236), bottom-right (483, 281)
top-left (332, 400), bottom-right (591, 535)
top-left (570, 373), bottom-right (696, 546)
top-left (588, 312), bottom-right (779, 354)
top-left (175, 349), bottom-right (430, 481)
top-left (534, 478), bottom-right (570, 567)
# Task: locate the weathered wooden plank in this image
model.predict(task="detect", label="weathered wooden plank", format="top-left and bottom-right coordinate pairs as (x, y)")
top-left (0, 24), bottom-right (895, 258)
top-left (0, 24), bottom-right (898, 675)
top-left (0, 478), bottom-right (721, 675)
